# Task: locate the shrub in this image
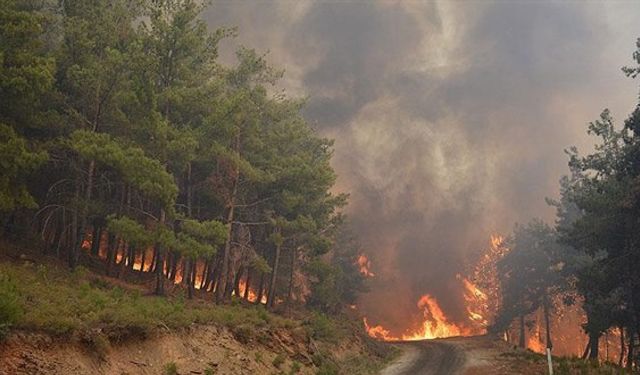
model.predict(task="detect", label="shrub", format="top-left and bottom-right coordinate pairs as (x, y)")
top-left (272, 354), bottom-right (285, 368)
top-left (316, 362), bottom-right (338, 375)
top-left (0, 275), bottom-right (22, 339)
top-left (255, 351), bottom-right (264, 364)
top-left (307, 313), bottom-right (339, 343)
top-left (232, 324), bottom-right (255, 344)
top-left (288, 361), bottom-right (301, 374)
top-left (163, 361), bottom-right (178, 375)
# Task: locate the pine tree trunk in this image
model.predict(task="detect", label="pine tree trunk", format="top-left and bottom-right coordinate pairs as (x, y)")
top-left (543, 294), bottom-right (553, 350)
top-left (619, 327), bottom-right (625, 367)
top-left (627, 331), bottom-right (635, 370)
top-left (69, 183), bottom-right (80, 268)
top-left (588, 332), bottom-right (600, 361)
top-left (223, 265), bottom-right (236, 300)
top-left (140, 247), bottom-right (147, 272)
top-left (74, 159), bottom-right (96, 268)
top-left (582, 338), bottom-right (591, 360)
top-left (286, 247), bottom-right (296, 315)
top-left (106, 233), bottom-right (116, 276)
top-left (256, 273), bottom-right (265, 305)
top-left (233, 266), bottom-right (245, 298)
top-left (519, 314), bottom-right (526, 349)
top-left (191, 260), bottom-right (197, 293)
top-left (216, 181), bottom-right (237, 303)
top-left (128, 245), bottom-right (135, 270)
top-left (155, 209), bottom-right (166, 295)
top-left (208, 255), bottom-right (221, 294)
top-left (185, 258), bottom-right (194, 299)
top-left (90, 225), bottom-right (101, 256)
top-left (200, 258), bottom-right (209, 290)
top-left (267, 240), bottom-right (282, 310)
top-left (243, 269), bottom-right (252, 301)
top-left (216, 136), bottom-right (240, 303)
top-left (150, 246), bottom-right (158, 273)
top-left (49, 222), bottom-right (63, 255)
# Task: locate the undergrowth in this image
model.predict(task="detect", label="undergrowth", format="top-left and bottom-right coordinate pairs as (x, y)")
top-left (0, 261), bottom-right (294, 340)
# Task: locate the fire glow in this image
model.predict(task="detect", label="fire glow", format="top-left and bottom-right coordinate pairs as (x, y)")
top-left (357, 254), bottom-right (375, 277)
top-left (363, 277), bottom-right (488, 341)
top-left (362, 236), bottom-right (501, 342)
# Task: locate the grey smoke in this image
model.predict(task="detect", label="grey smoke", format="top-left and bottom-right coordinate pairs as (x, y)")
top-left (205, 0), bottom-right (640, 333)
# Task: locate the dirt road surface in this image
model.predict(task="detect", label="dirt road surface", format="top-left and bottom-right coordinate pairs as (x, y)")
top-left (379, 335), bottom-right (549, 375)
top-left (380, 340), bottom-right (466, 375)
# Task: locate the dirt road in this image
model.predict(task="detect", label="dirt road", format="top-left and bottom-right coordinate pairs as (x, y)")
top-left (380, 340), bottom-right (467, 375)
top-left (379, 335), bottom-right (549, 374)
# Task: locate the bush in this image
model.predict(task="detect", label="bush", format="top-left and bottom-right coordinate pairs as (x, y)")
top-left (163, 361), bottom-right (178, 375)
top-left (316, 362), bottom-right (338, 375)
top-left (255, 351), bottom-right (264, 364)
top-left (232, 324), bottom-right (254, 344)
top-left (289, 361), bottom-right (301, 374)
top-left (307, 313), bottom-right (339, 343)
top-left (0, 275), bottom-right (22, 339)
top-left (272, 354), bottom-right (285, 368)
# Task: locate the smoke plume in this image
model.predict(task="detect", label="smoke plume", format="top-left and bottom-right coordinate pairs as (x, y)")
top-left (205, 1), bottom-right (640, 333)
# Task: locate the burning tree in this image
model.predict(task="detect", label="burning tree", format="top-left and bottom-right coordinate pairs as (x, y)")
top-left (470, 234), bottom-right (509, 328)
top-left (492, 220), bottom-right (567, 352)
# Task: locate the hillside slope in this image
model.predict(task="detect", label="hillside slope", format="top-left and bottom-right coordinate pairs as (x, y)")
top-left (0, 256), bottom-right (394, 375)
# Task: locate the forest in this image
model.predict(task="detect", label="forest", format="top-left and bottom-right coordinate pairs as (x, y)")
top-left (3, 0), bottom-right (640, 374)
top-left (0, 0), bottom-right (365, 322)
top-left (491, 39), bottom-right (640, 370)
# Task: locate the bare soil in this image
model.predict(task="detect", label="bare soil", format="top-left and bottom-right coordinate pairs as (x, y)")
top-left (0, 325), bottom-right (317, 375)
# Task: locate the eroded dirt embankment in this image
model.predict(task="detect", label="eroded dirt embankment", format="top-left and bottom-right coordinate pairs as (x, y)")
top-left (0, 325), bottom-right (324, 375)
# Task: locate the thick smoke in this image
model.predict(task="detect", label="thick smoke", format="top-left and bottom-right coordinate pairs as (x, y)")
top-left (205, 1), bottom-right (640, 333)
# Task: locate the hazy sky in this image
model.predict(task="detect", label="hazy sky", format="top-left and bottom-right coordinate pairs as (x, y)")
top-left (205, 0), bottom-right (640, 333)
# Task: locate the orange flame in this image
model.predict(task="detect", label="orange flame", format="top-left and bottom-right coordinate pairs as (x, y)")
top-left (357, 254), bottom-right (375, 277)
top-left (363, 291), bottom-right (483, 341)
top-left (527, 321), bottom-right (546, 353)
top-left (461, 277), bottom-right (488, 327)
top-left (233, 280), bottom-right (267, 304)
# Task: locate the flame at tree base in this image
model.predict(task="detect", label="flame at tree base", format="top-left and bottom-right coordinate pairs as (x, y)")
top-left (363, 291), bottom-right (485, 341)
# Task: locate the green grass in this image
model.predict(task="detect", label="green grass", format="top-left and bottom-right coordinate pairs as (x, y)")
top-left (0, 260), bottom-right (295, 340)
top-left (0, 273), bottom-right (22, 338)
top-left (306, 312), bottom-right (343, 343)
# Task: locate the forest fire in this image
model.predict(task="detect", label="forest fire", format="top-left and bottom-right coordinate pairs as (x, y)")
top-left (357, 254), bottom-right (375, 277)
top-left (461, 277), bottom-right (488, 326)
top-left (362, 236), bottom-right (500, 342)
top-left (234, 280), bottom-right (268, 304)
top-left (363, 292), bottom-right (477, 341)
top-left (363, 277), bottom-right (488, 341)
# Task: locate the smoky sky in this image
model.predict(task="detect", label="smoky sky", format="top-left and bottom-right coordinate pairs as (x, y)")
top-left (205, 1), bottom-right (640, 332)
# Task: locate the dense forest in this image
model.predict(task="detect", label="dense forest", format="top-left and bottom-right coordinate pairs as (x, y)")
top-left (0, 0), bottom-right (364, 315)
top-left (492, 39), bottom-right (640, 369)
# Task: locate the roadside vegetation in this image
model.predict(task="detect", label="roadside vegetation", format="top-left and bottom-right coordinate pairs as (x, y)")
top-left (0, 260), bottom-right (296, 339)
